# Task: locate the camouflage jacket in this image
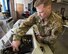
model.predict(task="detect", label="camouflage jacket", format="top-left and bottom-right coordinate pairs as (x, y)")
top-left (13, 11), bottom-right (63, 44)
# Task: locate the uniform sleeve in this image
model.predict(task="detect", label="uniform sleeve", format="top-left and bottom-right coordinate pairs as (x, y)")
top-left (44, 17), bottom-right (63, 44)
top-left (13, 14), bottom-right (36, 41)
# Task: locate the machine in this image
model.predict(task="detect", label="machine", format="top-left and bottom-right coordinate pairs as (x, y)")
top-left (0, 19), bottom-right (53, 54)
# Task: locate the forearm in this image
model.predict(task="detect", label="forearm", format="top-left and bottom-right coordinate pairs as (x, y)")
top-left (43, 35), bottom-right (57, 44)
top-left (12, 27), bottom-right (28, 41)
top-left (12, 14), bottom-right (36, 41)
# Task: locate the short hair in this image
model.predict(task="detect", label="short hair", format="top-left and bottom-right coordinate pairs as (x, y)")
top-left (34, 0), bottom-right (52, 7)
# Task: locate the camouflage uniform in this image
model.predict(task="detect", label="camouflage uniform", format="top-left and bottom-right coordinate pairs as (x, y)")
top-left (13, 11), bottom-right (63, 52)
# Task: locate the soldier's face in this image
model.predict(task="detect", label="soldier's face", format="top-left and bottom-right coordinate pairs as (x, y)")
top-left (36, 4), bottom-right (52, 20)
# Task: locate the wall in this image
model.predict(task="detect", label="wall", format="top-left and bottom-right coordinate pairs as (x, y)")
top-left (52, 3), bottom-right (68, 17)
top-left (0, 0), bottom-right (1, 3)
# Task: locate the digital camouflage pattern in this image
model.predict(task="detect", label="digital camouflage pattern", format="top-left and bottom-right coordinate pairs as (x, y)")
top-left (13, 11), bottom-right (63, 44)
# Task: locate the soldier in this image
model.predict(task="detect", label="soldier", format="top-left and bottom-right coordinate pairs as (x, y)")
top-left (11, 0), bottom-right (63, 53)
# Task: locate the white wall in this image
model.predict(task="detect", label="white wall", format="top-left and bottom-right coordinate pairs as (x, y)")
top-left (0, 0), bottom-right (1, 3)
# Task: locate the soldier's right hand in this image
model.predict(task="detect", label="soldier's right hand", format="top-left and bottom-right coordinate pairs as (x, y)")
top-left (11, 40), bottom-right (21, 51)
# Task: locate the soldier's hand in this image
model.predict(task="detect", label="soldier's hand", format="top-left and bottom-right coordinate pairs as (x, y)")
top-left (11, 40), bottom-right (21, 51)
top-left (37, 36), bottom-right (44, 42)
